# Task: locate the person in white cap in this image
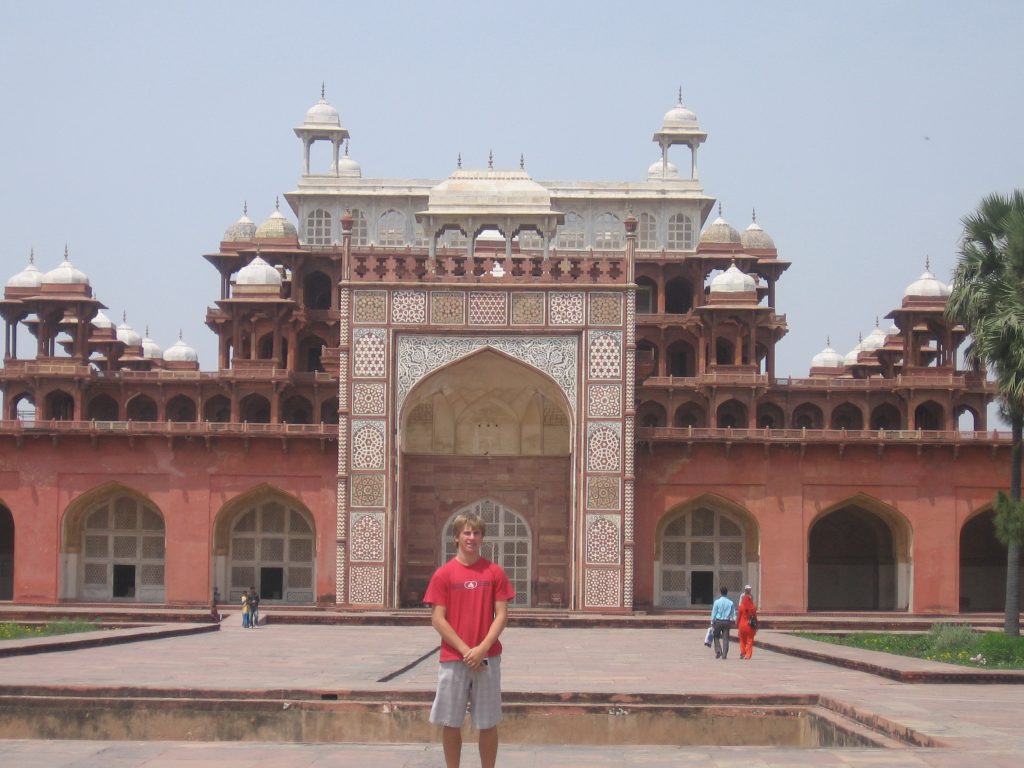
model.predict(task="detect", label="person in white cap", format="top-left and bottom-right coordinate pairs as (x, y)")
top-left (737, 584), bottom-right (759, 659)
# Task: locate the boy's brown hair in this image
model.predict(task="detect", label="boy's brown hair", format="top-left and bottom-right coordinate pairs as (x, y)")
top-left (451, 511), bottom-right (485, 538)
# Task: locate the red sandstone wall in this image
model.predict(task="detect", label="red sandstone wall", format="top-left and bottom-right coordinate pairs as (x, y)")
top-left (633, 442), bottom-right (1011, 613)
top-left (0, 435), bottom-right (336, 604)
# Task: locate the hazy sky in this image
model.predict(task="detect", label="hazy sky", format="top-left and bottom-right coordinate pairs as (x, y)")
top-left (2, 1), bottom-right (1022, 378)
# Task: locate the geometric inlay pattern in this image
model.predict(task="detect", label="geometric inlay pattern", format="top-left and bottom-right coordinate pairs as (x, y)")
top-left (589, 292), bottom-right (623, 325)
top-left (584, 567), bottom-right (621, 608)
top-left (352, 382), bottom-right (386, 416)
top-left (350, 513), bottom-right (385, 561)
top-left (586, 515), bottom-right (621, 563)
top-left (395, 335), bottom-right (579, 416)
top-left (586, 476), bottom-right (620, 510)
top-left (353, 290), bottom-right (386, 324)
top-left (351, 421), bottom-right (386, 470)
top-left (469, 291), bottom-right (508, 324)
top-left (353, 329), bottom-right (387, 378)
top-left (349, 565), bottom-right (384, 604)
top-left (430, 291), bottom-right (465, 325)
top-left (350, 474), bottom-right (386, 507)
top-left (587, 422), bottom-right (621, 472)
top-left (588, 331), bottom-right (622, 379)
top-left (587, 384), bottom-right (621, 417)
top-left (549, 292), bottom-right (584, 325)
top-left (392, 290), bottom-right (427, 324)
top-left (511, 292), bottom-right (544, 325)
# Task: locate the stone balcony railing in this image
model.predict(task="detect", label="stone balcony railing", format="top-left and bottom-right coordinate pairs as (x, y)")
top-left (0, 419), bottom-right (339, 438)
top-left (350, 248), bottom-right (627, 284)
top-left (636, 425), bottom-right (1010, 445)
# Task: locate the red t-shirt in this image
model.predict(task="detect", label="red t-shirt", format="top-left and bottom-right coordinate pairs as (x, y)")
top-left (424, 557), bottom-right (515, 662)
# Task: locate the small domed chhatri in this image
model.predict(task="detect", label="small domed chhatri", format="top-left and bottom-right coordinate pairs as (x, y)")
top-left (336, 140), bottom-right (362, 177)
top-left (254, 198), bottom-right (298, 241)
top-left (116, 313), bottom-right (142, 347)
top-left (302, 86), bottom-right (342, 128)
top-left (709, 261), bottom-right (757, 294)
top-left (740, 209), bottom-right (776, 250)
top-left (141, 327), bottom-right (163, 360)
top-left (700, 205), bottom-right (742, 245)
top-left (163, 334), bottom-right (198, 363)
top-left (647, 158), bottom-right (679, 180)
top-left (904, 260), bottom-right (951, 299)
top-left (223, 203), bottom-right (257, 242)
top-left (236, 254), bottom-right (283, 286)
top-left (6, 250), bottom-right (43, 290)
top-left (91, 310), bottom-right (115, 330)
top-left (662, 88), bottom-right (700, 130)
top-left (42, 247), bottom-right (89, 286)
top-left (811, 339), bottom-right (845, 369)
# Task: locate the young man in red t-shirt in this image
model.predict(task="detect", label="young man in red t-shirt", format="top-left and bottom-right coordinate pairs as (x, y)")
top-left (425, 511), bottom-right (515, 768)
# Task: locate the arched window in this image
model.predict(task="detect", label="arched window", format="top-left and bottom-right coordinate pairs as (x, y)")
top-left (557, 212), bottom-right (585, 250)
top-left (302, 270), bottom-right (332, 310)
top-left (716, 399), bottom-right (748, 429)
top-left (664, 277), bottom-right (693, 314)
top-left (793, 403), bottom-right (824, 429)
top-left (45, 390), bottom-right (74, 421)
top-left (229, 499), bottom-right (315, 603)
top-left (204, 394), bottom-right (230, 423)
top-left (915, 401), bottom-right (944, 430)
top-left (87, 394), bottom-right (119, 421)
top-left (638, 213), bottom-right (658, 249)
top-left (636, 276), bottom-right (657, 314)
top-left (674, 402), bottom-right (705, 428)
top-left (667, 213), bottom-right (694, 250)
top-left (166, 395), bottom-right (197, 423)
top-left (637, 401), bottom-right (667, 428)
top-left (81, 495), bottom-right (165, 602)
top-left (350, 209), bottom-right (368, 246)
top-left (515, 227), bottom-right (543, 250)
top-left (281, 395), bottom-right (313, 424)
top-left (443, 500), bottom-right (530, 606)
top-left (305, 209), bottom-right (332, 246)
top-left (831, 402), bottom-right (864, 430)
top-left (658, 506), bottom-right (746, 607)
top-left (594, 213), bottom-right (623, 250)
top-left (126, 395), bottom-right (157, 422)
top-left (377, 210), bottom-right (406, 246)
top-left (439, 226), bottom-right (467, 249)
top-left (240, 394), bottom-right (271, 424)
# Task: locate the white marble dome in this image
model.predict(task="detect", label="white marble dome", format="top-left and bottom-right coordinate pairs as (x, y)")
top-left (337, 142), bottom-right (362, 177)
top-left (647, 158), bottom-right (679, 179)
top-left (163, 337), bottom-right (198, 363)
top-left (141, 333), bottom-right (163, 359)
top-left (860, 325), bottom-right (889, 352)
top-left (811, 342), bottom-right (844, 369)
top-left (237, 255), bottom-right (282, 286)
top-left (91, 310), bottom-right (114, 330)
top-left (303, 97), bottom-right (341, 128)
top-left (844, 342), bottom-right (863, 366)
top-left (741, 220), bottom-right (776, 250)
top-left (42, 255), bottom-right (88, 285)
top-left (710, 263), bottom-right (757, 294)
top-left (700, 215), bottom-right (742, 245)
top-left (6, 256), bottom-right (43, 289)
top-left (662, 99), bottom-right (699, 129)
top-left (255, 206), bottom-right (298, 240)
top-left (904, 267), bottom-right (951, 298)
top-left (223, 206), bottom-right (257, 242)
top-left (116, 319), bottom-right (142, 346)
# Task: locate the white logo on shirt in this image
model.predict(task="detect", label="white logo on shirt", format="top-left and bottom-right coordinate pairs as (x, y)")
top-left (464, 580), bottom-right (479, 590)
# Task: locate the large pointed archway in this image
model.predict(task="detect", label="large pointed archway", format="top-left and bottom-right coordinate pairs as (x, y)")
top-left (0, 504), bottom-right (13, 600)
top-left (397, 348), bottom-right (572, 608)
top-left (959, 508), bottom-right (1024, 612)
top-left (807, 497), bottom-right (911, 611)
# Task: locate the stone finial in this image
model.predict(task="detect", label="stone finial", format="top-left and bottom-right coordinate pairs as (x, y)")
top-left (29, 247), bottom-right (34, 264)
top-left (717, 202), bottom-right (722, 217)
top-left (344, 139), bottom-right (350, 156)
top-left (488, 149), bottom-right (494, 170)
top-left (321, 81), bottom-right (325, 100)
top-left (457, 153), bottom-right (462, 170)
top-left (751, 208), bottom-right (757, 223)
top-left (677, 85), bottom-right (683, 105)
top-left (243, 201), bottom-right (248, 216)
top-left (520, 153), bottom-right (525, 170)
top-left (925, 255), bottom-right (931, 271)
top-left (275, 196), bottom-right (280, 211)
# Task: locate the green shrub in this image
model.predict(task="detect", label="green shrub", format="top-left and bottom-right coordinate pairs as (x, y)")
top-left (978, 632), bottom-right (1024, 665)
top-left (928, 622), bottom-right (976, 652)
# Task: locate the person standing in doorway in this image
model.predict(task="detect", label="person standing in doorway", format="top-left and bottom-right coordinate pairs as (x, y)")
top-left (425, 512), bottom-right (515, 768)
top-left (710, 586), bottom-right (736, 659)
top-left (737, 584), bottom-right (758, 659)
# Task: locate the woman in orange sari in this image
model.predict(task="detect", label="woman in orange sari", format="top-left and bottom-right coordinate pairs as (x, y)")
top-left (737, 584), bottom-right (758, 659)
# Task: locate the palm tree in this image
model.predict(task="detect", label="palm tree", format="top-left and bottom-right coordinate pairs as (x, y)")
top-left (946, 190), bottom-right (1024, 635)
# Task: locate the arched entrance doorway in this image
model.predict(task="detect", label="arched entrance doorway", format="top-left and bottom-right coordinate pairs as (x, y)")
top-left (656, 501), bottom-right (755, 608)
top-left (959, 509), bottom-right (1024, 612)
top-left (398, 348), bottom-right (572, 608)
top-left (442, 501), bottom-right (531, 606)
top-left (78, 494), bottom-right (166, 602)
top-left (807, 501), bottom-right (910, 611)
top-left (223, 495), bottom-right (316, 604)
top-left (0, 505), bottom-right (13, 600)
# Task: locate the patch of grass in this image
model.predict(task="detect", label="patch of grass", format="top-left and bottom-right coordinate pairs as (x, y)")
top-left (796, 623), bottom-right (1024, 669)
top-left (0, 618), bottom-right (101, 641)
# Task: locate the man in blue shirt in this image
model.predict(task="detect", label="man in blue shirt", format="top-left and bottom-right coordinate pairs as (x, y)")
top-left (710, 586), bottom-right (736, 659)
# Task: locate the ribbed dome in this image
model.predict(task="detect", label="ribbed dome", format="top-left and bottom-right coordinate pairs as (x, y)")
top-left (223, 205), bottom-right (257, 242)
top-left (6, 254), bottom-right (43, 289)
top-left (700, 215), bottom-right (742, 245)
top-left (337, 141), bottom-right (362, 177)
top-left (860, 325), bottom-right (888, 352)
top-left (303, 97), bottom-right (341, 128)
top-left (710, 263), bottom-right (757, 294)
top-left (163, 336), bottom-right (198, 363)
top-left (811, 342), bottom-right (844, 368)
top-left (42, 253), bottom-right (89, 285)
top-left (116, 319), bottom-right (142, 346)
top-left (237, 255), bottom-right (282, 286)
top-left (647, 158), bottom-right (679, 179)
top-left (92, 310), bottom-right (114, 329)
top-left (740, 214), bottom-right (776, 250)
top-left (255, 203), bottom-right (298, 240)
top-left (141, 332), bottom-right (163, 359)
top-left (904, 267), bottom-right (951, 298)
top-left (662, 98), bottom-right (699, 129)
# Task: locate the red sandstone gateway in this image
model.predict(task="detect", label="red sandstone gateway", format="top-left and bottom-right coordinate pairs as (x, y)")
top-left (0, 93), bottom-right (1018, 615)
